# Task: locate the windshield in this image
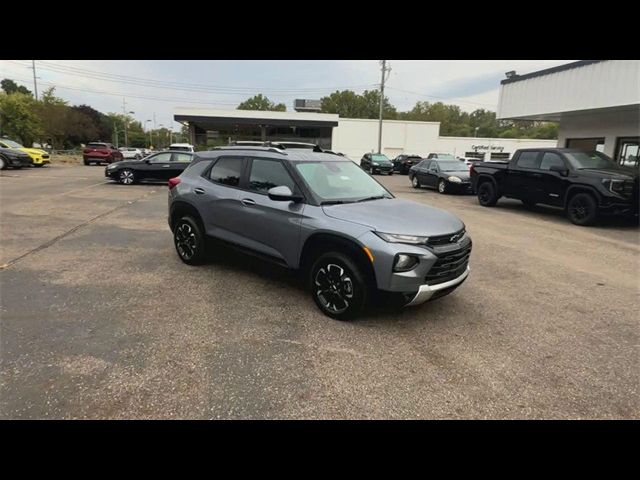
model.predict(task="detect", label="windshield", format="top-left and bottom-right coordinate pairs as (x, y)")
top-left (435, 154), bottom-right (456, 161)
top-left (437, 161), bottom-right (468, 172)
top-left (371, 154), bottom-right (390, 163)
top-left (1, 139), bottom-right (24, 148)
top-left (565, 151), bottom-right (616, 169)
top-left (295, 161), bottom-right (392, 203)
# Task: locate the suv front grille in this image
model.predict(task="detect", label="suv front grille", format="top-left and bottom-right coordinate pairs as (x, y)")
top-left (427, 229), bottom-right (465, 246)
top-left (425, 242), bottom-right (472, 285)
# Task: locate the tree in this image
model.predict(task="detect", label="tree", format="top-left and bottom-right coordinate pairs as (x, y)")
top-left (1, 79), bottom-right (32, 96)
top-left (320, 89), bottom-right (396, 119)
top-left (238, 94), bottom-right (286, 111)
top-left (0, 92), bottom-right (42, 146)
top-left (71, 105), bottom-right (113, 143)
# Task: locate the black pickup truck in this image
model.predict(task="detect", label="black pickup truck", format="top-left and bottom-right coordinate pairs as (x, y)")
top-left (470, 148), bottom-right (639, 225)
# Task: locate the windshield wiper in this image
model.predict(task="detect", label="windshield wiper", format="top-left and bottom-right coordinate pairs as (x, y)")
top-left (355, 195), bottom-right (390, 203)
top-left (320, 200), bottom-right (353, 205)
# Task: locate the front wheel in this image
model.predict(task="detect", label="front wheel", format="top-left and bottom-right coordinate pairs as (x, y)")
top-left (173, 216), bottom-right (207, 265)
top-left (411, 175), bottom-right (421, 188)
top-left (438, 179), bottom-right (448, 194)
top-left (119, 169), bottom-right (136, 185)
top-left (477, 181), bottom-right (499, 206)
top-left (566, 193), bottom-right (598, 226)
top-left (0, 157), bottom-right (6, 170)
top-left (309, 252), bottom-right (367, 321)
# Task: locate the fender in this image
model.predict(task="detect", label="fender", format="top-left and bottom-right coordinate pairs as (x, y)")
top-left (563, 184), bottom-right (602, 207)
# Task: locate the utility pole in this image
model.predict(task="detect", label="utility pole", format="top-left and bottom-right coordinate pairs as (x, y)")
top-left (122, 99), bottom-right (128, 148)
top-left (32, 60), bottom-right (39, 100)
top-left (377, 60), bottom-right (391, 154)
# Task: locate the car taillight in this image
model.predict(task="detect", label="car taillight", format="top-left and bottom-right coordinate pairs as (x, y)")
top-left (469, 164), bottom-right (475, 174)
top-left (168, 177), bottom-right (181, 190)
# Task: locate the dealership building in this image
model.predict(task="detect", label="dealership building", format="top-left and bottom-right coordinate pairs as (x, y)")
top-left (497, 60), bottom-right (640, 167)
top-left (174, 106), bottom-right (556, 161)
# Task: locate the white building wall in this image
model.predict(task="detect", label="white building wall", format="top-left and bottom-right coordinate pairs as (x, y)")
top-left (557, 108), bottom-right (640, 157)
top-left (332, 118), bottom-right (556, 160)
top-left (497, 60), bottom-right (640, 120)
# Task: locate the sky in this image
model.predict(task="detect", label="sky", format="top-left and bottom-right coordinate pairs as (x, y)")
top-left (0, 60), bottom-right (574, 132)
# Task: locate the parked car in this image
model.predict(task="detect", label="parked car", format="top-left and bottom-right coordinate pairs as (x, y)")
top-left (119, 147), bottom-right (143, 160)
top-left (470, 148), bottom-right (639, 225)
top-left (169, 143), bottom-right (195, 152)
top-left (392, 154), bottom-right (423, 174)
top-left (409, 158), bottom-right (473, 194)
top-left (83, 142), bottom-right (123, 165)
top-left (459, 157), bottom-right (481, 168)
top-left (105, 150), bottom-right (196, 185)
top-left (426, 153), bottom-right (457, 161)
top-left (0, 147), bottom-right (33, 170)
top-left (168, 146), bottom-right (471, 320)
top-left (360, 153), bottom-right (394, 175)
top-left (0, 138), bottom-right (50, 167)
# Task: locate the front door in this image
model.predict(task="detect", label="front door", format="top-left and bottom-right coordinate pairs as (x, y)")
top-left (231, 157), bottom-right (306, 267)
top-left (534, 152), bottom-right (569, 207)
top-left (142, 152), bottom-right (174, 180)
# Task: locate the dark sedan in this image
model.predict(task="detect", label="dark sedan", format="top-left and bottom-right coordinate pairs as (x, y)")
top-left (392, 154), bottom-right (423, 174)
top-left (409, 159), bottom-right (473, 194)
top-left (105, 150), bottom-right (195, 185)
top-left (0, 147), bottom-right (33, 170)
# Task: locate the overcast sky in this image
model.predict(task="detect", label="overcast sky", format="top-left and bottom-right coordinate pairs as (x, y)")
top-left (0, 60), bottom-right (574, 131)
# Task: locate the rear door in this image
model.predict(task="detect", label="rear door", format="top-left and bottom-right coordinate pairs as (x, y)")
top-left (503, 151), bottom-right (541, 200)
top-left (424, 160), bottom-right (440, 188)
top-left (169, 152), bottom-right (194, 178)
top-left (196, 156), bottom-right (246, 243)
top-left (535, 152), bottom-right (569, 206)
top-left (415, 160), bottom-right (431, 184)
top-left (229, 157), bottom-right (306, 266)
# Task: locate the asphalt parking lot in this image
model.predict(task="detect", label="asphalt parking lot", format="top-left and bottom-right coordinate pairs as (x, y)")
top-left (1, 164), bottom-right (638, 419)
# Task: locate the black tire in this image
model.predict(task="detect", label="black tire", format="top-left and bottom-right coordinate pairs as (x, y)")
top-left (388, 170), bottom-right (393, 176)
top-left (309, 251), bottom-right (368, 320)
top-left (34, 163), bottom-right (44, 168)
top-left (411, 175), bottom-right (421, 189)
top-left (83, 159), bottom-right (90, 166)
top-left (566, 192), bottom-right (598, 226)
top-left (173, 216), bottom-right (207, 265)
top-left (438, 179), bottom-right (448, 194)
top-left (119, 169), bottom-right (136, 185)
top-left (477, 181), bottom-right (499, 206)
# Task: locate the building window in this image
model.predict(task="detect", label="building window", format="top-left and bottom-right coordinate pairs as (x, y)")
top-left (566, 138), bottom-right (605, 152)
top-left (615, 137), bottom-right (639, 167)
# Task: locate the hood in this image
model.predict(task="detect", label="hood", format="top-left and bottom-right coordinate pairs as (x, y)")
top-left (579, 166), bottom-right (638, 181)
top-left (20, 147), bottom-right (47, 156)
top-left (322, 198), bottom-right (464, 236)
top-left (107, 159), bottom-right (142, 167)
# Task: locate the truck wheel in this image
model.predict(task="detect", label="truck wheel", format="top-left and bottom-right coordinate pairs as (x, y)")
top-left (309, 252), bottom-right (367, 321)
top-left (173, 216), bottom-right (207, 265)
top-left (411, 175), bottom-right (421, 188)
top-left (477, 181), bottom-right (498, 206)
top-left (566, 193), bottom-right (598, 226)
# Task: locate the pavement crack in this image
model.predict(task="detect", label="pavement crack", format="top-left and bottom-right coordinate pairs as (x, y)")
top-left (0, 189), bottom-right (159, 270)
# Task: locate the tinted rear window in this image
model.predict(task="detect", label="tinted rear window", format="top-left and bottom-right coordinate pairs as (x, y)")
top-left (209, 157), bottom-right (243, 187)
top-left (87, 143), bottom-right (108, 149)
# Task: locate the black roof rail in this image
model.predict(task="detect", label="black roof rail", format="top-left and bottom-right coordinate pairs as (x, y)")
top-left (211, 146), bottom-right (287, 155)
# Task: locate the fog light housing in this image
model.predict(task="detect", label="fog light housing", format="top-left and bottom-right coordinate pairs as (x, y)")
top-left (393, 254), bottom-right (420, 272)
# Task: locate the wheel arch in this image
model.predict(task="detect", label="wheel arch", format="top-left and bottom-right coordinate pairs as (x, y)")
top-left (169, 200), bottom-right (204, 233)
top-left (564, 184), bottom-right (602, 208)
top-left (298, 232), bottom-right (377, 288)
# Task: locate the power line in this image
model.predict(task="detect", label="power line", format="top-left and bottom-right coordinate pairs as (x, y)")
top-left (6, 60), bottom-right (376, 95)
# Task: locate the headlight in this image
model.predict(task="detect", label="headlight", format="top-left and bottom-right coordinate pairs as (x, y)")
top-left (374, 232), bottom-right (429, 244)
top-left (393, 254), bottom-right (420, 272)
top-left (448, 176), bottom-right (462, 183)
top-left (107, 164), bottom-right (117, 169)
top-left (602, 178), bottom-right (627, 196)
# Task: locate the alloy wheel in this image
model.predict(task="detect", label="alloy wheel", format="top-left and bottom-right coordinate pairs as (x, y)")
top-left (314, 263), bottom-right (354, 314)
top-left (570, 198), bottom-right (589, 221)
top-left (438, 180), bottom-right (446, 193)
top-left (120, 170), bottom-right (135, 185)
top-left (175, 222), bottom-right (198, 260)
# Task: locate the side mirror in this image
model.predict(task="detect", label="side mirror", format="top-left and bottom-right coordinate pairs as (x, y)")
top-left (145, 159), bottom-right (151, 164)
top-left (268, 185), bottom-right (302, 202)
top-left (550, 165), bottom-right (569, 176)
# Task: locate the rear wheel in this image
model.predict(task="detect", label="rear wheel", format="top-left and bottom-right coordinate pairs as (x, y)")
top-left (119, 169), bottom-right (136, 185)
top-left (309, 252), bottom-right (367, 321)
top-left (411, 175), bottom-right (421, 188)
top-left (173, 216), bottom-right (206, 265)
top-left (477, 181), bottom-right (499, 206)
top-left (566, 192), bottom-right (598, 226)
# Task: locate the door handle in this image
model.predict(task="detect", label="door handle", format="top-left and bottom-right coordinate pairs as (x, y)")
top-left (194, 188), bottom-right (205, 195)
top-left (162, 165), bottom-right (171, 168)
top-left (241, 198), bottom-right (256, 206)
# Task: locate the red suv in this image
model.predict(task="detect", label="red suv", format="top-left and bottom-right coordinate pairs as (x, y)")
top-left (83, 142), bottom-right (123, 165)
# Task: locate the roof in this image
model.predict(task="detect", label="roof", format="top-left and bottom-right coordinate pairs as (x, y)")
top-left (500, 60), bottom-right (604, 85)
top-left (194, 147), bottom-right (347, 162)
top-left (174, 107), bottom-right (339, 128)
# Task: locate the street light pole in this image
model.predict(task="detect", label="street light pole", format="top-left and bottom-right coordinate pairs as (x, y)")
top-left (377, 60), bottom-right (391, 155)
top-left (32, 60), bottom-right (39, 101)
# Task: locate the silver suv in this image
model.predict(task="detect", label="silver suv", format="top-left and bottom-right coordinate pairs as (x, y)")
top-left (168, 146), bottom-right (471, 320)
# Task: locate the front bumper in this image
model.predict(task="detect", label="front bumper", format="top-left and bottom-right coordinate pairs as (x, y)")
top-left (372, 165), bottom-right (393, 174)
top-left (7, 156), bottom-right (33, 167)
top-left (448, 181), bottom-right (473, 193)
top-left (405, 266), bottom-right (470, 306)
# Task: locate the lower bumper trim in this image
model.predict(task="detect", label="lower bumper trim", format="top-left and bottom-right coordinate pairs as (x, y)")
top-left (405, 266), bottom-right (470, 307)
